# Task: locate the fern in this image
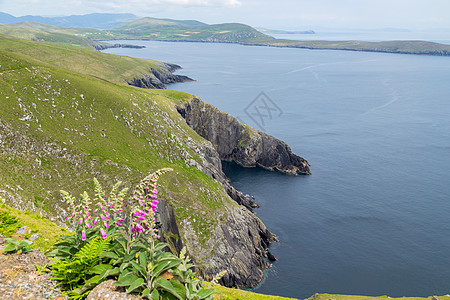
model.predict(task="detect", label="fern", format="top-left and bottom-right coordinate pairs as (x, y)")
top-left (50, 236), bottom-right (112, 298)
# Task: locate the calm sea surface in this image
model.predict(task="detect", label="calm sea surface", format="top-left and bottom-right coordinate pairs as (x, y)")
top-left (103, 41), bottom-right (450, 299)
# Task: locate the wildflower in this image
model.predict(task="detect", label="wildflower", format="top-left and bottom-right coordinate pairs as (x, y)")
top-left (81, 231), bottom-right (86, 241)
top-left (93, 218), bottom-right (98, 225)
top-left (86, 222), bottom-right (92, 229)
top-left (100, 229), bottom-right (107, 239)
top-left (104, 221), bottom-right (109, 229)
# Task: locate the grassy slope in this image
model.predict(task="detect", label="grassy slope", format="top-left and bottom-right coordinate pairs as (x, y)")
top-left (0, 22), bottom-right (105, 49)
top-left (0, 36), bottom-right (232, 251)
top-left (0, 34), bottom-right (165, 84)
top-left (0, 202), bottom-right (67, 251)
top-left (112, 18), bottom-right (272, 43)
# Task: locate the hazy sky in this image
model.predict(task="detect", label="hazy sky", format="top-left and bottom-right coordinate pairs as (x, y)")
top-left (1, 0), bottom-right (450, 30)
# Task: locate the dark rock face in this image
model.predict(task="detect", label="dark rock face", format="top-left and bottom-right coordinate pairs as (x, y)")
top-left (177, 97), bottom-right (311, 175)
top-left (127, 63), bottom-right (194, 89)
top-left (174, 96), bottom-right (311, 288)
top-left (197, 206), bottom-right (276, 288)
top-left (156, 199), bottom-right (184, 255)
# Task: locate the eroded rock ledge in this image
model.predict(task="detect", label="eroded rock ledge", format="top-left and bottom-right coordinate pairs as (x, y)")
top-left (177, 97), bottom-right (311, 175)
top-left (127, 63), bottom-right (194, 89)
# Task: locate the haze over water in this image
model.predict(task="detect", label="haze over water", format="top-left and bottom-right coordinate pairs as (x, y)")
top-left (104, 40), bottom-right (450, 299)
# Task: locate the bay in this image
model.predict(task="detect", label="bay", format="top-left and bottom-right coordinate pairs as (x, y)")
top-left (103, 41), bottom-right (450, 299)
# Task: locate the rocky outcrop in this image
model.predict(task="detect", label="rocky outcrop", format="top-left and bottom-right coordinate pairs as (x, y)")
top-left (93, 43), bottom-right (146, 50)
top-left (177, 97), bottom-right (311, 175)
top-left (127, 63), bottom-right (194, 89)
top-left (199, 206), bottom-right (276, 288)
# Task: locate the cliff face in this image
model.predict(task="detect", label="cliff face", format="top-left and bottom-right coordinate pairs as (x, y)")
top-left (127, 63), bottom-right (194, 89)
top-left (171, 96), bottom-right (311, 287)
top-left (177, 97), bottom-right (311, 175)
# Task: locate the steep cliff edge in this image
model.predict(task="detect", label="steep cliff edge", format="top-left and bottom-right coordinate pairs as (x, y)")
top-left (127, 62), bottom-right (194, 89)
top-left (177, 97), bottom-right (311, 175)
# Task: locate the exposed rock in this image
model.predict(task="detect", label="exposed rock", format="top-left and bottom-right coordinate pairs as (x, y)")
top-left (93, 43), bottom-right (145, 51)
top-left (195, 206), bottom-right (276, 288)
top-left (127, 63), bottom-right (194, 89)
top-left (155, 199), bottom-right (183, 255)
top-left (86, 280), bottom-right (138, 300)
top-left (177, 97), bottom-right (311, 175)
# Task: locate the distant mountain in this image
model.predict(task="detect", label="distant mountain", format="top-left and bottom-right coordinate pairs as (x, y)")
top-left (0, 12), bottom-right (138, 29)
top-left (112, 17), bottom-right (273, 43)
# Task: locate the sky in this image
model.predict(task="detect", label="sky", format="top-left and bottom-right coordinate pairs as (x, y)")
top-left (1, 0), bottom-right (450, 31)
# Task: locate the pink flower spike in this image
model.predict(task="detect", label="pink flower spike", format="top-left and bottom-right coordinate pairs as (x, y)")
top-left (151, 194), bottom-right (157, 199)
top-left (100, 229), bottom-right (107, 239)
top-left (81, 231), bottom-right (86, 241)
top-left (136, 224), bottom-right (143, 231)
top-left (138, 216), bottom-right (145, 221)
top-left (104, 221), bottom-right (109, 229)
top-left (118, 218), bottom-right (124, 221)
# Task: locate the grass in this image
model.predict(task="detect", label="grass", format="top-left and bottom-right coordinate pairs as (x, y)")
top-left (214, 285), bottom-right (297, 299)
top-left (307, 294), bottom-right (450, 300)
top-left (0, 36), bottom-right (239, 253)
top-left (0, 34), bottom-right (165, 84)
top-left (0, 202), bottom-right (67, 252)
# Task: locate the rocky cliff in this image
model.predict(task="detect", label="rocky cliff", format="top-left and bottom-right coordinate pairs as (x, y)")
top-left (127, 63), bottom-right (194, 89)
top-left (177, 97), bottom-right (311, 175)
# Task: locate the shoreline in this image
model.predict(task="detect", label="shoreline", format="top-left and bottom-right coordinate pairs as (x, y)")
top-left (96, 37), bottom-right (450, 57)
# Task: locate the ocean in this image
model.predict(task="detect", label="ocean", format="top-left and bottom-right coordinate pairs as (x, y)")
top-left (103, 40), bottom-right (450, 299)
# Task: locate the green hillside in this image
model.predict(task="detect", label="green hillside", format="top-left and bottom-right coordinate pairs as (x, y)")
top-left (0, 35), bottom-right (239, 252)
top-left (112, 17), bottom-right (272, 42)
top-left (0, 22), bottom-right (106, 48)
top-left (0, 33), bottom-right (168, 84)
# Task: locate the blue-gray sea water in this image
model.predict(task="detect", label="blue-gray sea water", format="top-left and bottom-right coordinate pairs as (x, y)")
top-left (103, 40), bottom-right (450, 299)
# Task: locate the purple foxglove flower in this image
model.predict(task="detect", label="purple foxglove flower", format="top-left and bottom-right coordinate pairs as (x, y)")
top-left (88, 216), bottom-right (92, 221)
top-left (106, 215), bottom-right (110, 219)
top-left (71, 213), bottom-right (75, 218)
top-left (81, 231), bottom-right (86, 241)
top-left (101, 215), bottom-right (105, 221)
top-left (100, 229), bottom-right (107, 239)
top-left (138, 216), bottom-right (145, 221)
top-left (151, 194), bottom-right (157, 199)
top-left (146, 186), bottom-right (150, 190)
top-left (104, 221), bottom-right (109, 229)
top-left (136, 224), bottom-right (143, 231)
top-left (151, 203), bottom-right (157, 209)
top-left (86, 222), bottom-right (92, 229)
top-left (93, 219), bottom-right (98, 225)
top-left (86, 212), bottom-right (90, 215)
top-left (78, 219), bottom-right (82, 225)
top-left (116, 222), bottom-right (122, 226)
top-left (118, 218), bottom-right (124, 221)
top-left (133, 211), bottom-right (140, 216)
